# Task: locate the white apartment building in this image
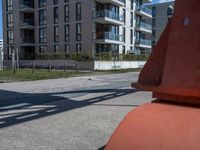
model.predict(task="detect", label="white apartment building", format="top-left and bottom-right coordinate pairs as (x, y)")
top-left (3, 0), bottom-right (152, 61)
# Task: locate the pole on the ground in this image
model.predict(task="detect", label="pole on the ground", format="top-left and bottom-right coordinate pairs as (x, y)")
top-left (13, 62), bottom-right (16, 75)
top-left (32, 62), bottom-right (35, 74)
top-left (64, 62), bottom-right (67, 72)
top-left (76, 61), bottom-right (78, 72)
top-left (49, 61), bottom-right (51, 72)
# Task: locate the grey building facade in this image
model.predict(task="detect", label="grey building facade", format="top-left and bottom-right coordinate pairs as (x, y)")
top-left (146, 0), bottom-right (174, 47)
top-left (3, 0), bottom-right (152, 61)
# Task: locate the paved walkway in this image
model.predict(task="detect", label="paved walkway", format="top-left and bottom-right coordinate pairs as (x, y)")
top-left (0, 72), bottom-right (152, 150)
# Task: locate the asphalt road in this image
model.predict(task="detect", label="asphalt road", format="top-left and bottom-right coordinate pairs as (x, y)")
top-left (0, 72), bottom-right (152, 150)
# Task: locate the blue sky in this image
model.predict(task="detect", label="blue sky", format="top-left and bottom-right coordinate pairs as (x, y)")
top-left (0, 0), bottom-right (171, 40)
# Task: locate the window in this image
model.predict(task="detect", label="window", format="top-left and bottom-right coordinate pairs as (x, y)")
top-left (64, 5), bottom-right (69, 22)
top-left (152, 18), bottom-right (156, 27)
top-left (7, 13), bottom-right (14, 28)
top-left (123, 27), bottom-right (125, 42)
top-left (7, 30), bottom-right (14, 45)
top-left (130, 29), bottom-right (133, 44)
top-left (123, 9), bottom-right (126, 23)
top-left (54, 45), bottom-right (59, 52)
top-left (76, 2), bottom-right (81, 21)
top-left (64, 0), bottom-right (69, 3)
top-left (65, 25), bottom-right (70, 42)
top-left (131, 0), bottom-right (134, 10)
top-left (76, 23), bottom-right (81, 41)
top-left (39, 45), bottom-right (47, 53)
top-left (152, 6), bottom-right (156, 17)
top-left (54, 7), bottom-right (59, 24)
top-left (54, 0), bottom-right (58, 5)
top-left (131, 12), bottom-right (133, 27)
top-left (54, 26), bottom-right (59, 42)
top-left (39, 0), bottom-right (46, 8)
top-left (39, 28), bottom-right (47, 43)
top-left (39, 9), bottom-right (47, 26)
top-left (6, 0), bottom-right (13, 11)
top-left (65, 44), bottom-right (70, 54)
top-left (76, 44), bottom-right (81, 53)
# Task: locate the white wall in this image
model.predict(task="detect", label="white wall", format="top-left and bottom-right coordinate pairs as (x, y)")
top-left (94, 61), bottom-right (146, 70)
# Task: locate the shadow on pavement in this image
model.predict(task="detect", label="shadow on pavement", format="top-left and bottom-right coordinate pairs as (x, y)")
top-left (0, 88), bottom-right (138, 129)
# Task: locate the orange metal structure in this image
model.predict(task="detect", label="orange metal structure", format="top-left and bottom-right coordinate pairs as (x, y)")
top-left (105, 0), bottom-right (200, 149)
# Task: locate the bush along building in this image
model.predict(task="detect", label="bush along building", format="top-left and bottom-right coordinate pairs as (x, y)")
top-left (3, 0), bottom-right (152, 70)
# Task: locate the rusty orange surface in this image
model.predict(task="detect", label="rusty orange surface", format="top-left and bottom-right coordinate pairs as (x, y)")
top-left (105, 103), bottom-right (200, 150)
top-left (105, 0), bottom-right (200, 149)
top-left (133, 0), bottom-right (200, 103)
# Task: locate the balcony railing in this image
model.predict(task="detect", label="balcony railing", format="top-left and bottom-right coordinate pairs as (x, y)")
top-left (93, 9), bottom-right (124, 22)
top-left (20, 20), bottom-right (34, 26)
top-left (136, 22), bottom-right (152, 31)
top-left (116, 0), bottom-right (125, 3)
top-left (137, 6), bottom-right (152, 16)
top-left (95, 32), bottom-right (124, 42)
top-left (136, 39), bottom-right (152, 46)
top-left (20, 37), bottom-right (35, 44)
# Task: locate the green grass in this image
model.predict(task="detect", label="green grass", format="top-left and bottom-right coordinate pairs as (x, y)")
top-left (0, 68), bottom-right (141, 83)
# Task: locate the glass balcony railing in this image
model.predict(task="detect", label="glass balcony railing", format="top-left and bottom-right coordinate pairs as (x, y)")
top-left (116, 0), bottom-right (125, 3)
top-left (95, 32), bottom-right (124, 42)
top-left (93, 10), bottom-right (124, 22)
top-left (137, 6), bottom-right (152, 16)
top-left (136, 22), bottom-right (152, 31)
top-left (20, 37), bottom-right (35, 44)
top-left (136, 39), bottom-right (152, 46)
top-left (20, 20), bottom-right (34, 26)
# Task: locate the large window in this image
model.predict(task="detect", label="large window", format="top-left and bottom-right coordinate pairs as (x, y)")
top-left (39, 9), bottom-right (47, 26)
top-left (64, 5), bottom-right (69, 22)
top-left (7, 13), bottom-right (14, 28)
top-left (7, 30), bottom-right (14, 45)
top-left (54, 0), bottom-right (58, 5)
top-left (54, 7), bottom-right (59, 24)
top-left (76, 23), bottom-right (81, 41)
top-left (76, 2), bottom-right (81, 21)
top-left (39, 28), bottom-right (47, 43)
top-left (6, 0), bottom-right (13, 11)
top-left (39, 0), bottom-right (46, 8)
top-left (65, 25), bottom-right (70, 42)
top-left (152, 6), bottom-right (156, 17)
top-left (54, 26), bottom-right (59, 42)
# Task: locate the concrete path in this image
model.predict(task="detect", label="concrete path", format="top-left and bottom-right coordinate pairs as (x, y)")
top-left (0, 72), bottom-right (152, 150)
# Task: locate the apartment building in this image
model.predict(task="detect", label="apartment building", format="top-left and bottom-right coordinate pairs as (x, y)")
top-left (3, 0), bottom-right (152, 61)
top-left (146, 0), bottom-right (174, 46)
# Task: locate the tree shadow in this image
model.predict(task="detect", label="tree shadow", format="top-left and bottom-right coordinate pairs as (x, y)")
top-left (0, 88), bottom-right (138, 129)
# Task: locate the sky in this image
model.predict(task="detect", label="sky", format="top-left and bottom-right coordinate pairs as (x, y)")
top-left (0, 0), bottom-right (173, 40)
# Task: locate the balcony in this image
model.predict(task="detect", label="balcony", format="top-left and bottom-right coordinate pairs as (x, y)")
top-left (93, 10), bottom-right (124, 25)
top-left (94, 32), bottom-right (124, 44)
top-left (136, 6), bottom-right (152, 18)
top-left (136, 22), bottom-right (152, 34)
top-left (95, 0), bottom-right (125, 6)
top-left (20, 20), bottom-right (35, 29)
top-left (135, 39), bottom-right (152, 49)
top-left (19, 1), bottom-right (34, 12)
top-left (20, 37), bottom-right (35, 46)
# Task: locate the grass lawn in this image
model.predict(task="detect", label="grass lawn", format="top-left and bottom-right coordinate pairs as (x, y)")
top-left (0, 68), bottom-right (141, 83)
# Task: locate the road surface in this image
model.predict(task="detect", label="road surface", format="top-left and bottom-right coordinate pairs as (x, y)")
top-left (0, 72), bottom-right (152, 150)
